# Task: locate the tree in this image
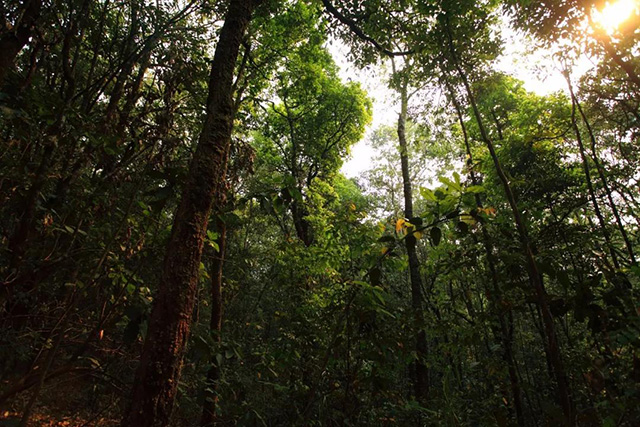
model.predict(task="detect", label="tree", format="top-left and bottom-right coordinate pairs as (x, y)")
top-left (0, 0), bottom-right (42, 83)
top-left (121, 0), bottom-right (261, 425)
top-left (253, 35), bottom-right (370, 246)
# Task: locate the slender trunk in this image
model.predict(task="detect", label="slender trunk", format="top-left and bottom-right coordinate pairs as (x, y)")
top-left (2, 142), bottom-right (55, 310)
top-left (563, 75), bottom-right (620, 269)
top-left (200, 218), bottom-right (227, 427)
top-left (395, 67), bottom-right (429, 403)
top-left (121, 1), bottom-right (258, 425)
top-left (444, 77), bottom-right (524, 426)
top-left (443, 22), bottom-right (573, 424)
top-left (7, 143), bottom-right (54, 266)
top-left (19, 291), bottom-right (75, 426)
top-left (566, 76), bottom-right (636, 265)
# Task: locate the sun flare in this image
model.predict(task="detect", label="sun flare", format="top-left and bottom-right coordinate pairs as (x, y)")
top-left (591, 0), bottom-right (639, 34)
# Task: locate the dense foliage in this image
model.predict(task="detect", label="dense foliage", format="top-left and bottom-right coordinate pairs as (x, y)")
top-left (1, 0), bottom-right (639, 425)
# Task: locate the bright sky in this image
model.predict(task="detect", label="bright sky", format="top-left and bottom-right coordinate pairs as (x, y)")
top-left (333, 1), bottom-right (639, 179)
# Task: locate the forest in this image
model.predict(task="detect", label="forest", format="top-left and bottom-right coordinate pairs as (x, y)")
top-left (1, 0), bottom-right (639, 425)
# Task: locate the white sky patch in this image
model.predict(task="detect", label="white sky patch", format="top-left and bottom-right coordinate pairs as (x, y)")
top-left (327, 38), bottom-right (397, 179)
top-left (497, 25), bottom-right (595, 95)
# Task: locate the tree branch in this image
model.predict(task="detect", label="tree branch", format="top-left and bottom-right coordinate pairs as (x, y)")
top-left (320, 0), bottom-right (413, 57)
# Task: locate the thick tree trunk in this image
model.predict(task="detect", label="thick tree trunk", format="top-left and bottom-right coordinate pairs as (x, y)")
top-left (444, 23), bottom-right (574, 425)
top-left (200, 219), bottom-right (227, 426)
top-left (396, 70), bottom-right (429, 403)
top-left (0, 0), bottom-right (42, 83)
top-left (120, 1), bottom-right (257, 426)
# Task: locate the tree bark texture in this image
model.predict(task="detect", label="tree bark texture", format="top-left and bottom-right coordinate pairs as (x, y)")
top-left (121, 1), bottom-right (257, 426)
top-left (292, 200), bottom-right (314, 247)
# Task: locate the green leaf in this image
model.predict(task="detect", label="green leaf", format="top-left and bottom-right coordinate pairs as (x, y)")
top-left (420, 187), bottom-right (437, 201)
top-left (409, 217), bottom-right (423, 226)
top-left (438, 175), bottom-right (461, 191)
top-left (465, 185), bottom-right (485, 193)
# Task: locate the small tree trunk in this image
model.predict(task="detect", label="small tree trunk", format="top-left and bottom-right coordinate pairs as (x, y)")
top-left (121, 1), bottom-right (258, 426)
top-left (394, 64), bottom-right (429, 403)
top-left (200, 218), bottom-right (227, 427)
top-left (563, 74), bottom-right (620, 269)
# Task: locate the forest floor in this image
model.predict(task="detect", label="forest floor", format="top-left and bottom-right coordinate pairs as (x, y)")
top-left (1, 386), bottom-right (119, 427)
top-left (1, 410), bottom-right (118, 426)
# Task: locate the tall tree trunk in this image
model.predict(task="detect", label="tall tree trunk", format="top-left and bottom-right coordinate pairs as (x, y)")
top-left (394, 65), bottom-right (429, 403)
top-left (565, 75), bottom-right (636, 266)
top-left (443, 22), bottom-right (574, 425)
top-left (121, 1), bottom-right (258, 425)
top-left (0, 0), bottom-right (42, 83)
top-left (444, 76), bottom-right (524, 426)
top-left (200, 218), bottom-right (227, 426)
top-left (563, 73), bottom-right (621, 269)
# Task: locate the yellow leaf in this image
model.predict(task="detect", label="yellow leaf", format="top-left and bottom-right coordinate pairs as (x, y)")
top-left (484, 207), bottom-right (496, 216)
top-left (395, 218), bottom-right (405, 233)
top-left (414, 231), bottom-right (423, 240)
